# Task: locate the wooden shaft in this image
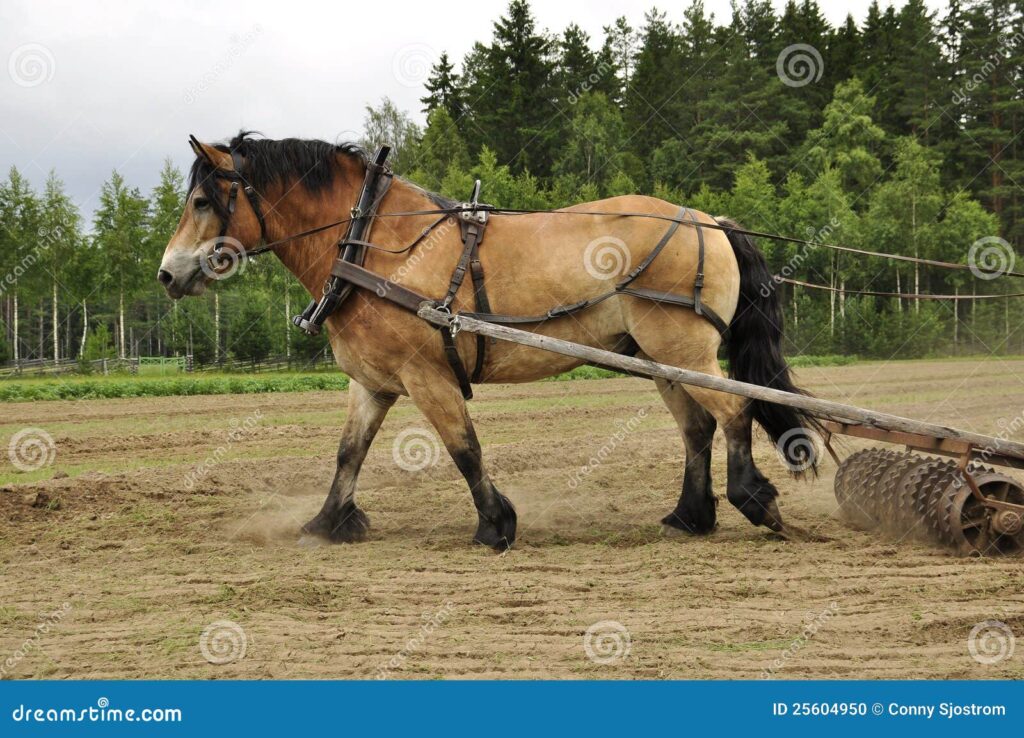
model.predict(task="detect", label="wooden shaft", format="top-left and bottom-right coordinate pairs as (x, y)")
top-left (417, 305), bottom-right (1024, 461)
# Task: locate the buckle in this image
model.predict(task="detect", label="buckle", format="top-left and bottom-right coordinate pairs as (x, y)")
top-left (694, 272), bottom-right (705, 288)
top-left (350, 206), bottom-right (362, 219)
top-left (449, 314), bottom-right (463, 339)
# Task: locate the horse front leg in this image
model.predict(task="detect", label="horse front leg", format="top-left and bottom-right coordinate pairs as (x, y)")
top-left (401, 367), bottom-right (517, 551)
top-left (302, 381), bottom-right (397, 543)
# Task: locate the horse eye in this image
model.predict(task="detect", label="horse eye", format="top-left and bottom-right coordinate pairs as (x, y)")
top-left (194, 197), bottom-right (211, 210)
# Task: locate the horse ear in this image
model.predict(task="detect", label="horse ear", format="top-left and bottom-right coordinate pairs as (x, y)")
top-left (188, 135), bottom-right (231, 169)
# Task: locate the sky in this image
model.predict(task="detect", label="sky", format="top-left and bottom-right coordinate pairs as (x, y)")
top-left (1, 0), bottom-right (945, 216)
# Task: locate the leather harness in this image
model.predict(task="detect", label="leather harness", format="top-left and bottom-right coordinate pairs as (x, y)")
top-left (205, 145), bottom-right (728, 401)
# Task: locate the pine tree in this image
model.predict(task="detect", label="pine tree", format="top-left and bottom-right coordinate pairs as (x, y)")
top-left (420, 51), bottom-right (465, 121)
top-left (460, 0), bottom-right (557, 176)
top-left (624, 10), bottom-right (683, 162)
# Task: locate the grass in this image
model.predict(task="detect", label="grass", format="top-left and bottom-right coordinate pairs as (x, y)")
top-left (0, 355), bottom-right (858, 402)
top-left (0, 372), bottom-right (350, 402)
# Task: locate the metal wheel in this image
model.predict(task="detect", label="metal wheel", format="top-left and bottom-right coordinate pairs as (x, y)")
top-left (938, 471), bottom-right (1024, 556)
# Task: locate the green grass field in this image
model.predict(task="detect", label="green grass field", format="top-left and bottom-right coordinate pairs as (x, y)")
top-left (0, 355), bottom-right (859, 402)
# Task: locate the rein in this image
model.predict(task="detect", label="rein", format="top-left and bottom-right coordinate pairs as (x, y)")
top-left (226, 202), bottom-right (1024, 283)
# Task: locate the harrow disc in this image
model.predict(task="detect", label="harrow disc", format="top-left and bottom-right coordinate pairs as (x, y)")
top-left (833, 448), bottom-right (1024, 556)
top-left (834, 448), bottom-right (901, 529)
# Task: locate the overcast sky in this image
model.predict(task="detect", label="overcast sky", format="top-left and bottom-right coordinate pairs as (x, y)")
top-left (1, 0), bottom-right (942, 216)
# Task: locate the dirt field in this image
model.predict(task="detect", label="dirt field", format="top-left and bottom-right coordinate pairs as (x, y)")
top-left (2, 358), bottom-right (1023, 679)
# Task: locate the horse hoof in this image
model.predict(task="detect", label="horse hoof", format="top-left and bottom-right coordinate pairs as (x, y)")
top-left (301, 504), bottom-right (370, 544)
top-left (661, 509), bottom-right (716, 535)
top-left (473, 494), bottom-right (517, 552)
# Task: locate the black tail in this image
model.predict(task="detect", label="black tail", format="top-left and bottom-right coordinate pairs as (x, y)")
top-left (716, 217), bottom-right (821, 473)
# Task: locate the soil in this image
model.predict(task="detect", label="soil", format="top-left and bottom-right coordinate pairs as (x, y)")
top-left (2, 358), bottom-right (1023, 679)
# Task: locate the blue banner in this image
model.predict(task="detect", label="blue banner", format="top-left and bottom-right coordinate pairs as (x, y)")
top-left (0, 680), bottom-right (1019, 737)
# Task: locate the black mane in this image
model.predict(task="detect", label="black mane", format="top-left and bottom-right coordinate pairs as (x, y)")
top-left (187, 131), bottom-right (366, 219)
top-left (187, 130), bottom-right (456, 218)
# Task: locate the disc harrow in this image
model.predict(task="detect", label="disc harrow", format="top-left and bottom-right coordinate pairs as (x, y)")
top-left (833, 449), bottom-right (1024, 556)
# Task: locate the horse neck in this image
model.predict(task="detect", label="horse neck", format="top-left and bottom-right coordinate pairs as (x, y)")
top-left (267, 160), bottom-right (438, 297)
top-left (267, 156), bottom-right (365, 296)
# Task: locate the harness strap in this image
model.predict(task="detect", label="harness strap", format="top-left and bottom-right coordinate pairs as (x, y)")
top-left (686, 209), bottom-right (707, 318)
top-left (615, 205), bottom-right (686, 290)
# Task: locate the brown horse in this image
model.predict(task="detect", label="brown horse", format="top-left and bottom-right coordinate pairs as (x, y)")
top-left (158, 133), bottom-right (818, 550)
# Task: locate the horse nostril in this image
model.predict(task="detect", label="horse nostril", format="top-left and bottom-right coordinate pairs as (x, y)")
top-left (157, 269), bottom-right (174, 286)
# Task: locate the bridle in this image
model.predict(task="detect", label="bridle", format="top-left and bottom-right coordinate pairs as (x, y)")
top-left (189, 136), bottom-right (269, 265)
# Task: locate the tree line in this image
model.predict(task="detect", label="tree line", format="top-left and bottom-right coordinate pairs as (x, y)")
top-left (1, 0), bottom-right (1022, 367)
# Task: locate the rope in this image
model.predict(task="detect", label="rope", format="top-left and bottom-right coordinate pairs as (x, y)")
top-left (781, 277), bottom-right (1024, 300)
top-left (242, 204), bottom-right (1024, 281)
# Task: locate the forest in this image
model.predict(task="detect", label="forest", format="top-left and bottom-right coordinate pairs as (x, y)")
top-left (1, 0), bottom-right (1021, 368)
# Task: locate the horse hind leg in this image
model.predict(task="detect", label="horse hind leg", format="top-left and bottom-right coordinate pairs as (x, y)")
top-left (631, 323), bottom-right (787, 535)
top-left (654, 377), bottom-right (718, 534)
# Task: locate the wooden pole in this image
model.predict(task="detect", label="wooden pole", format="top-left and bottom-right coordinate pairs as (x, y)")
top-left (417, 305), bottom-right (1024, 460)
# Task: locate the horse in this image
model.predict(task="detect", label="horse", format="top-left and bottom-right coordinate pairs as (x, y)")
top-left (157, 132), bottom-right (819, 551)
